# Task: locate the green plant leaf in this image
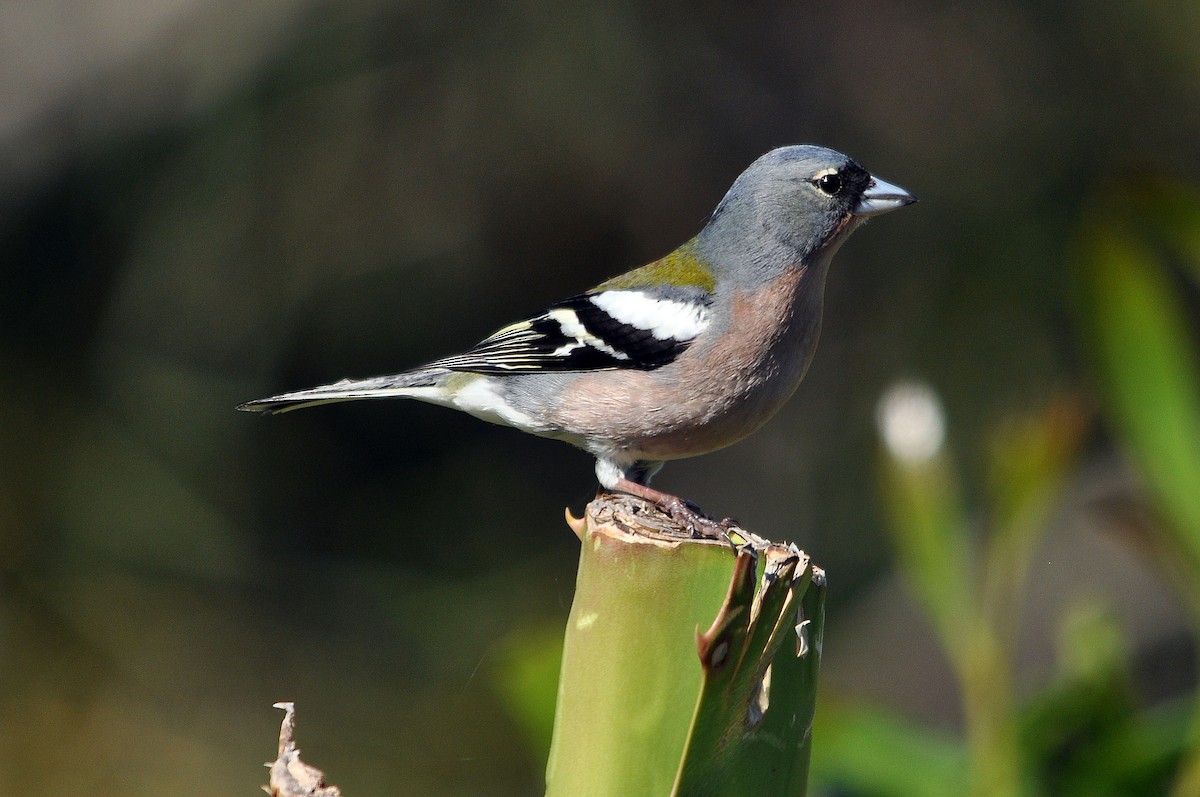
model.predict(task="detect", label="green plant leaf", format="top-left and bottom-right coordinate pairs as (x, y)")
top-left (1074, 218), bottom-right (1200, 569)
top-left (1072, 185), bottom-right (1200, 797)
top-left (545, 511), bottom-right (734, 797)
top-left (546, 496), bottom-right (825, 797)
top-left (673, 549), bottom-right (824, 796)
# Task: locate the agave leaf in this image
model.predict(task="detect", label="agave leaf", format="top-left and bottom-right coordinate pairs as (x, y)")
top-left (546, 495), bottom-right (825, 797)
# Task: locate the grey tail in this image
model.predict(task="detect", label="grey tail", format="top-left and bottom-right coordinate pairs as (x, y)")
top-left (236, 368), bottom-right (449, 414)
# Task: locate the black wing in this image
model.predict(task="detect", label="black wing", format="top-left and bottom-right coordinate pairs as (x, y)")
top-left (430, 289), bottom-right (712, 374)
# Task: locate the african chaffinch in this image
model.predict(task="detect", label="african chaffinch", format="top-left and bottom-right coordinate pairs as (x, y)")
top-left (240, 145), bottom-right (915, 524)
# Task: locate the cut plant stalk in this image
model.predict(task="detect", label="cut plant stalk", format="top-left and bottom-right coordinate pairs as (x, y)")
top-left (546, 493), bottom-right (826, 797)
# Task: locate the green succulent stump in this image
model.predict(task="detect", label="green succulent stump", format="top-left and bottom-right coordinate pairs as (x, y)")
top-left (546, 494), bottom-right (826, 797)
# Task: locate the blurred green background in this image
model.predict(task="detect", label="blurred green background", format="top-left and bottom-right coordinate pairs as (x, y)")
top-left (2, 1), bottom-right (1199, 794)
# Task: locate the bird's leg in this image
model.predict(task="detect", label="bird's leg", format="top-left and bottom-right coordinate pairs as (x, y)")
top-left (611, 478), bottom-right (730, 539)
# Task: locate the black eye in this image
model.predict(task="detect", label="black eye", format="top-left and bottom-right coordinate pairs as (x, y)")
top-left (813, 172), bottom-right (843, 196)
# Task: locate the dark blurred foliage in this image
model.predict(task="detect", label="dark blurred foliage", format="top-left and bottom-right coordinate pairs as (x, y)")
top-left (1, 1), bottom-right (1199, 794)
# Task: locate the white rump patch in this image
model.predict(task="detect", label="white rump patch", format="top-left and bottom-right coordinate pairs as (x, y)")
top-left (589, 291), bottom-right (710, 341)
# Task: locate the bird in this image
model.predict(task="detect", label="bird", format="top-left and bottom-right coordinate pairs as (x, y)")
top-left (239, 145), bottom-right (915, 531)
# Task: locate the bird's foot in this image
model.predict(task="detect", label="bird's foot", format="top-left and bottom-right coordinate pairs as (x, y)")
top-left (662, 496), bottom-right (734, 540)
top-left (611, 478), bottom-right (734, 540)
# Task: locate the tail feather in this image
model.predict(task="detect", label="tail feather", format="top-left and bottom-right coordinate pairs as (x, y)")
top-left (237, 369), bottom-right (449, 414)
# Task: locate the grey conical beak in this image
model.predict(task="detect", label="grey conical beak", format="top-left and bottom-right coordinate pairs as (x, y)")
top-left (855, 177), bottom-right (917, 217)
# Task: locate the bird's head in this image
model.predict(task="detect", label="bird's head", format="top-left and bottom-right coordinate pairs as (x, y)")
top-left (701, 145), bottom-right (915, 284)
